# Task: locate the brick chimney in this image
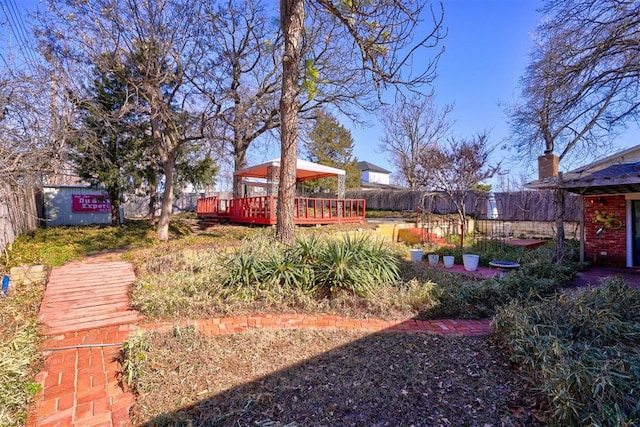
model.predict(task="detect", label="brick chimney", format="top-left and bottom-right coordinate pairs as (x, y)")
top-left (538, 153), bottom-right (559, 180)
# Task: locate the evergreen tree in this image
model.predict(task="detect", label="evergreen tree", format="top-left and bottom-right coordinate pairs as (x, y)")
top-left (70, 69), bottom-right (150, 224)
top-left (303, 109), bottom-right (360, 192)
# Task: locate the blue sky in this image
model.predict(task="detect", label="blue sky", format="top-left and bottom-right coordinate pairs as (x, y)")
top-left (3, 0), bottom-right (638, 189)
top-left (347, 0), bottom-right (545, 182)
top-left (345, 0), bottom-right (639, 186)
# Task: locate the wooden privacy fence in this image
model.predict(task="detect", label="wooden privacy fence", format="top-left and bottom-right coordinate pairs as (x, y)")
top-left (344, 189), bottom-right (581, 222)
top-left (0, 185), bottom-right (39, 254)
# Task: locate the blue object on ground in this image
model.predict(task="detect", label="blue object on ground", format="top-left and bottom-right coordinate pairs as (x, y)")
top-left (1, 275), bottom-right (9, 297)
top-left (489, 260), bottom-right (521, 278)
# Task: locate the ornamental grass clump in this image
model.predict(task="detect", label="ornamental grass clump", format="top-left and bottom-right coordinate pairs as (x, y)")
top-left (493, 278), bottom-right (640, 426)
top-left (222, 232), bottom-right (400, 298)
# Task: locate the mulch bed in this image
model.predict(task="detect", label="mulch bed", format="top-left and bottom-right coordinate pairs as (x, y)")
top-left (129, 328), bottom-right (542, 426)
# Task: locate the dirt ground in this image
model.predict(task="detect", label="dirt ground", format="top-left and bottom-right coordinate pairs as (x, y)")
top-left (129, 328), bottom-right (542, 426)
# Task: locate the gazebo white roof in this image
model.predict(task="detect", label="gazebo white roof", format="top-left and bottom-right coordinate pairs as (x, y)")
top-left (234, 158), bottom-right (345, 181)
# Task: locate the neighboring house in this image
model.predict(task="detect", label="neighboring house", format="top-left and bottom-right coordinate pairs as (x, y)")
top-left (357, 161), bottom-right (402, 190)
top-left (527, 145), bottom-right (640, 267)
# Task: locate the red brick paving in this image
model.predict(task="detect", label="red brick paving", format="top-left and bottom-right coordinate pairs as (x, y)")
top-left (140, 314), bottom-right (493, 337)
top-left (29, 259), bottom-right (493, 427)
top-left (29, 324), bottom-right (138, 427)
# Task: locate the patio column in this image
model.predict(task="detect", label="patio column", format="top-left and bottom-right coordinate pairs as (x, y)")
top-left (337, 174), bottom-right (345, 217)
top-left (337, 174), bottom-right (345, 199)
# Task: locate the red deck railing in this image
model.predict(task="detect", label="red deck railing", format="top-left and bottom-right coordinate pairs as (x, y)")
top-left (196, 196), bottom-right (220, 217)
top-left (196, 195), bottom-right (366, 225)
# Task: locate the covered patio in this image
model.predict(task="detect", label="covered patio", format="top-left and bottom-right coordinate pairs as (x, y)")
top-left (527, 146), bottom-right (640, 267)
top-left (196, 158), bottom-right (366, 225)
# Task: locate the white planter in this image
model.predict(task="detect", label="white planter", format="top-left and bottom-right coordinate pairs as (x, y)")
top-left (443, 256), bottom-right (455, 268)
top-left (428, 254), bottom-right (439, 266)
top-left (462, 254), bottom-right (480, 272)
top-left (410, 249), bottom-right (423, 262)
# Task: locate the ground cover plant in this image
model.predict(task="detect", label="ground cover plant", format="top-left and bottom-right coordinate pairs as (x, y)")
top-left (494, 278), bottom-right (640, 426)
top-left (122, 326), bottom-right (541, 426)
top-left (3, 220), bottom-right (157, 267)
top-left (131, 230), bottom-right (431, 320)
top-left (1, 217), bottom-right (587, 426)
top-left (0, 279), bottom-right (45, 427)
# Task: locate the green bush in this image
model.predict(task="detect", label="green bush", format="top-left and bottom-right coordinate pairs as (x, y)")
top-left (417, 242), bottom-right (577, 319)
top-left (494, 278), bottom-right (640, 426)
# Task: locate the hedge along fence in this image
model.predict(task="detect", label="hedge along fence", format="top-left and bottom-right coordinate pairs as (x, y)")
top-left (0, 184), bottom-right (40, 255)
top-left (344, 189), bottom-right (581, 222)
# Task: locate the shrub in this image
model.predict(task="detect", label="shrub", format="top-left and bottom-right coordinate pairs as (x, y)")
top-left (415, 242), bottom-right (578, 319)
top-left (494, 278), bottom-right (640, 426)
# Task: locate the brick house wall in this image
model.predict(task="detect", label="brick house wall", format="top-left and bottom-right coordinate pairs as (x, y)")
top-left (585, 195), bottom-right (627, 266)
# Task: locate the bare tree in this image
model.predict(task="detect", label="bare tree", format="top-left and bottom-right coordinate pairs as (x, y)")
top-left (201, 1), bottom-right (402, 199)
top-left (0, 66), bottom-right (63, 187)
top-left (378, 93), bottom-right (453, 190)
top-left (508, 0), bottom-right (640, 261)
top-left (417, 133), bottom-right (498, 247)
top-left (38, 0), bottom-right (216, 240)
top-left (194, 0), bottom-right (282, 198)
top-left (277, 0), bottom-right (445, 244)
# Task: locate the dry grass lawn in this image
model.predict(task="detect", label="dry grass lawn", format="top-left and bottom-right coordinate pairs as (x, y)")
top-left (128, 328), bottom-right (542, 427)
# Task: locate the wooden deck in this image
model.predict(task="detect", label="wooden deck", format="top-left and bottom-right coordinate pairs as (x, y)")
top-left (197, 195), bottom-right (366, 225)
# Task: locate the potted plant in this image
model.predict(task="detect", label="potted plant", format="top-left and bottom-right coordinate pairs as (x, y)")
top-left (462, 254), bottom-right (480, 271)
top-left (409, 248), bottom-right (423, 262)
top-left (428, 254), bottom-right (439, 266)
top-left (443, 255), bottom-right (455, 268)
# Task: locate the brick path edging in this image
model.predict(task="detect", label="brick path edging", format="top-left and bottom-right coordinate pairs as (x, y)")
top-left (139, 314), bottom-right (493, 337)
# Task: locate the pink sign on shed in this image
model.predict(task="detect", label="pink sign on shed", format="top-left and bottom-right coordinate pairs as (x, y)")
top-left (72, 194), bottom-right (111, 213)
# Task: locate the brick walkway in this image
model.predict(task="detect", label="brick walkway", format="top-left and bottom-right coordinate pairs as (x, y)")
top-left (30, 326), bottom-right (137, 427)
top-left (29, 259), bottom-right (493, 427)
top-left (29, 260), bottom-right (142, 427)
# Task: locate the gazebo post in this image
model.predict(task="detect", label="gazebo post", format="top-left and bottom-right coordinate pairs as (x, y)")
top-left (337, 174), bottom-right (345, 217)
top-left (337, 174), bottom-right (345, 199)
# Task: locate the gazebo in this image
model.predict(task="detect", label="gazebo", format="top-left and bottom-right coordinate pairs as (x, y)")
top-left (196, 158), bottom-right (366, 225)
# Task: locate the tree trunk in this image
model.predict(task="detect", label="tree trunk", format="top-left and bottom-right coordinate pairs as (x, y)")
top-left (147, 157), bottom-right (159, 223)
top-left (107, 186), bottom-right (121, 225)
top-left (459, 212), bottom-right (466, 248)
top-left (111, 204), bottom-right (120, 225)
top-left (156, 152), bottom-right (176, 241)
top-left (276, 0), bottom-right (304, 245)
top-left (232, 144), bottom-right (247, 199)
top-left (148, 181), bottom-right (157, 223)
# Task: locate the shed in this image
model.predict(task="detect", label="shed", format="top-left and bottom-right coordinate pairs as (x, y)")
top-left (43, 185), bottom-right (112, 226)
